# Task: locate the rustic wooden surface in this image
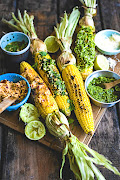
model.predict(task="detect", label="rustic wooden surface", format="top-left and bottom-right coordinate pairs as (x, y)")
top-left (0, 0), bottom-right (120, 180)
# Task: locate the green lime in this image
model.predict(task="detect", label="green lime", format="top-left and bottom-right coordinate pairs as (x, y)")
top-left (94, 55), bottom-right (109, 70)
top-left (19, 103), bottom-right (40, 123)
top-left (44, 36), bottom-right (59, 53)
top-left (25, 120), bottom-right (46, 140)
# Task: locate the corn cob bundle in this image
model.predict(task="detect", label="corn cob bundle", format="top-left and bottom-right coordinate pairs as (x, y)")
top-left (74, 0), bottom-right (97, 80)
top-left (2, 10), bottom-right (71, 117)
top-left (62, 64), bottom-right (94, 134)
top-left (20, 61), bottom-right (59, 119)
top-left (54, 8), bottom-right (94, 134)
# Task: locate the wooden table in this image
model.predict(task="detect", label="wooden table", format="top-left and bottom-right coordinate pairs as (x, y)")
top-left (0, 0), bottom-right (120, 179)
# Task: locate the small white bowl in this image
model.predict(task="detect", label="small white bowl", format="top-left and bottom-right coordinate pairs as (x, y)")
top-left (95, 29), bottom-right (120, 55)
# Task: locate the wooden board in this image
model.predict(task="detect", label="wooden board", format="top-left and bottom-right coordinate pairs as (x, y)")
top-left (0, 0), bottom-right (120, 152)
top-left (0, 54), bottom-right (119, 152)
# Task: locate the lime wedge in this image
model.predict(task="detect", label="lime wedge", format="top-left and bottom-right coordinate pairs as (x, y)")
top-left (44, 36), bottom-right (59, 53)
top-left (25, 120), bottom-right (46, 140)
top-left (94, 55), bottom-right (109, 70)
top-left (19, 103), bottom-right (40, 123)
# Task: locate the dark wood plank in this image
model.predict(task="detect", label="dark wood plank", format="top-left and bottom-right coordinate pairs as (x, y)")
top-left (1, 127), bottom-right (62, 180)
top-left (98, 0), bottom-right (120, 31)
top-left (17, 0), bottom-right (57, 40)
top-left (0, 125), bottom-right (3, 178)
top-left (90, 106), bottom-right (120, 179)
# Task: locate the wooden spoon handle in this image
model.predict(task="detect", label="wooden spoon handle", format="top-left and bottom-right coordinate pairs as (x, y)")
top-left (105, 79), bottom-right (120, 89)
top-left (0, 97), bottom-right (17, 114)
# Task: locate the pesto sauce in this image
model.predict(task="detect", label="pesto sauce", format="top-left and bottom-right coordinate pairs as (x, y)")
top-left (87, 76), bottom-right (120, 103)
top-left (74, 26), bottom-right (95, 71)
top-left (5, 40), bottom-right (28, 52)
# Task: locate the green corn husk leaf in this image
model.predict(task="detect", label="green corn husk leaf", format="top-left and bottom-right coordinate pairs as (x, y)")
top-left (65, 7), bottom-right (80, 38)
top-left (18, 9), bottom-right (24, 25)
top-left (2, 18), bottom-right (22, 31)
top-left (46, 112), bottom-right (120, 180)
top-left (54, 7), bottom-right (80, 52)
top-left (2, 10), bottom-right (37, 39)
top-left (58, 13), bottom-right (68, 39)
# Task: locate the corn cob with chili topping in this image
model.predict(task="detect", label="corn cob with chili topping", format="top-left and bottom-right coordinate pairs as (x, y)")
top-left (20, 61), bottom-right (59, 119)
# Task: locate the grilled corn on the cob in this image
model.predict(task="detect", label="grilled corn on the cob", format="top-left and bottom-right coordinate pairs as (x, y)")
top-left (20, 61), bottom-right (59, 119)
top-left (34, 51), bottom-right (71, 116)
top-left (74, 26), bottom-right (95, 80)
top-left (62, 64), bottom-right (94, 134)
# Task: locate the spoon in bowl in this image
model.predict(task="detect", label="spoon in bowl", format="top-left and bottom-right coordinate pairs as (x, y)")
top-left (0, 96), bottom-right (18, 114)
top-left (103, 79), bottom-right (120, 89)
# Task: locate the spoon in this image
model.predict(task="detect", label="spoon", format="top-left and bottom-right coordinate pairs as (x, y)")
top-left (103, 79), bottom-right (120, 89)
top-left (0, 96), bottom-right (17, 114)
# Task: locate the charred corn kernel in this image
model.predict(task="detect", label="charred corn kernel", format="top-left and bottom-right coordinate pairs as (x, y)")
top-left (81, 66), bottom-right (93, 80)
top-left (20, 61), bottom-right (59, 119)
top-left (34, 51), bottom-right (71, 116)
top-left (62, 64), bottom-right (94, 134)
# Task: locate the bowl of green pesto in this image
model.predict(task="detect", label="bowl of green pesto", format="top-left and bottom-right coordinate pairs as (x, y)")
top-left (85, 70), bottom-right (120, 108)
top-left (0, 32), bottom-right (30, 66)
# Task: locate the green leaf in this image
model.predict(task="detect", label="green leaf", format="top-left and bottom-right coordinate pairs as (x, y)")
top-left (39, 51), bottom-right (47, 57)
top-left (68, 118), bottom-right (74, 125)
top-left (60, 142), bottom-right (68, 179)
top-left (32, 62), bottom-right (38, 69)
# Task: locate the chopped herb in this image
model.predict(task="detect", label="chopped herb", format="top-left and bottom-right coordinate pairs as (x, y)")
top-left (74, 26), bottom-right (95, 71)
top-left (32, 62), bottom-right (38, 69)
top-left (5, 40), bottom-right (28, 52)
top-left (39, 51), bottom-right (47, 57)
top-left (68, 118), bottom-right (74, 125)
top-left (67, 99), bottom-right (75, 111)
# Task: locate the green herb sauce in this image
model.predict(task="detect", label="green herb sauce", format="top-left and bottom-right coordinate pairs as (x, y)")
top-left (87, 76), bottom-right (120, 103)
top-left (74, 26), bottom-right (95, 71)
top-left (37, 51), bottom-right (67, 96)
top-left (5, 40), bottom-right (28, 52)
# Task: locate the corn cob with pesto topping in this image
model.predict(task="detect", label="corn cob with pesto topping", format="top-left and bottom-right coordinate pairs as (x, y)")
top-left (34, 51), bottom-right (71, 116)
top-left (74, 0), bottom-right (97, 80)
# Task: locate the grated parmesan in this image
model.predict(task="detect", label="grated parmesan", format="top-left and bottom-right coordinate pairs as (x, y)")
top-left (97, 34), bottom-right (120, 51)
top-left (107, 57), bottom-right (117, 71)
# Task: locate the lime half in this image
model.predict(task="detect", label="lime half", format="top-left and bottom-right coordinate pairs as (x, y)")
top-left (19, 103), bottom-right (40, 123)
top-left (44, 36), bottom-right (59, 53)
top-left (25, 120), bottom-right (46, 140)
top-left (94, 55), bottom-right (109, 70)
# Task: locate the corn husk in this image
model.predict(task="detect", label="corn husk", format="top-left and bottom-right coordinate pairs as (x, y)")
top-left (54, 7), bottom-right (80, 71)
top-left (46, 111), bottom-right (120, 180)
top-left (79, 0), bottom-right (97, 31)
